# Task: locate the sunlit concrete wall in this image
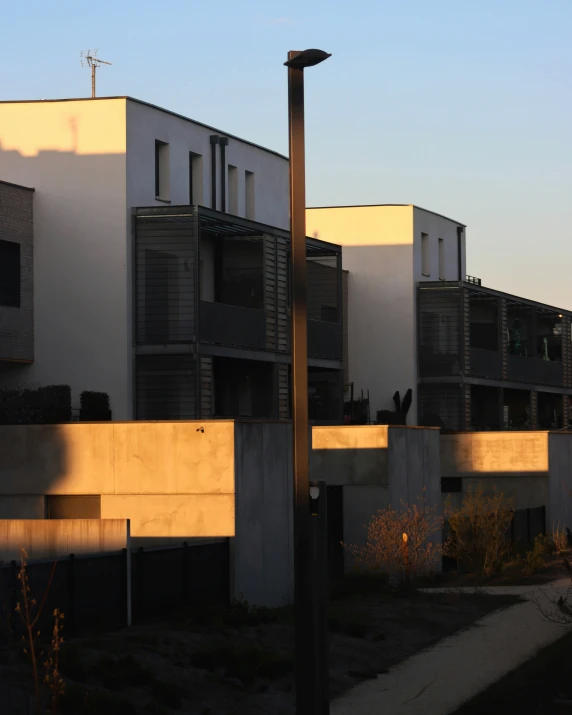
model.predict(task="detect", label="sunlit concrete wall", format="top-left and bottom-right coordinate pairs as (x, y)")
top-left (0, 420), bottom-right (292, 606)
top-left (0, 518), bottom-right (128, 561)
top-left (0, 98), bottom-right (290, 419)
top-left (306, 205), bottom-right (467, 425)
top-left (441, 432), bottom-right (550, 512)
top-left (0, 421), bottom-right (236, 539)
top-left (311, 425), bottom-right (441, 566)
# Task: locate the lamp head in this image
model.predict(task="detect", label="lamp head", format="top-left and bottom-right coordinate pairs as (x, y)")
top-left (285, 49), bottom-right (331, 69)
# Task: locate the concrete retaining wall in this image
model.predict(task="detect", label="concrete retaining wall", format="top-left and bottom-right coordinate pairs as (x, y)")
top-left (0, 519), bottom-right (129, 562)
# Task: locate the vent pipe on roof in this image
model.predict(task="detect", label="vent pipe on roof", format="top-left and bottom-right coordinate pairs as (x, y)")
top-left (219, 137), bottom-right (229, 212)
top-left (210, 135), bottom-right (219, 210)
top-left (457, 226), bottom-right (463, 282)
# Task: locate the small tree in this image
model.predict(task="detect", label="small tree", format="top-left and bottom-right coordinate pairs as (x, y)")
top-left (344, 492), bottom-right (443, 581)
top-left (444, 484), bottom-right (514, 577)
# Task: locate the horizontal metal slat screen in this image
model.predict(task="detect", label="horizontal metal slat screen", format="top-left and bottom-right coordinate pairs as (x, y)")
top-left (135, 213), bottom-right (197, 345)
top-left (418, 286), bottom-right (462, 377)
top-left (135, 354), bottom-right (196, 420)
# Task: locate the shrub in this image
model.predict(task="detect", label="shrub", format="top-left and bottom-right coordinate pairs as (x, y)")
top-left (551, 522), bottom-right (568, 553)
top-left (0, 384), bottom-right (71, 424)
top-left (445, 485), bottom-right (514, 577)
top-left (344, 492), bottom-right (443, 581)
top-left (80, 391), bottom-right (111, 421)
top-left (524, 534), bottom-right (551, 573)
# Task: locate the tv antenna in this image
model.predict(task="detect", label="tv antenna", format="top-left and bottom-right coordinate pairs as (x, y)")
top-left (80, 50), bottom-right (112, 98)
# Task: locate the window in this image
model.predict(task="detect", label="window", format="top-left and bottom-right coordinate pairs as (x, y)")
top-left (438, 238), bottom-right (445, 280)
top-left (421, 233), bottom-right (430, 276)
top-left (245, 170), bottom-right (255, 219)
top-left (189, 152), bottom-right (203, 205)
top-left (0, 240), bottom-right (21, 307)
top-left (228, 165), bottom-right (238, 215)
top-left (155, 140), bottom-right (170, 201)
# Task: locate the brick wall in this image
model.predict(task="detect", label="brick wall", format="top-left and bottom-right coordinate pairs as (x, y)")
top-left (0, 181), bottom-right (34, 362)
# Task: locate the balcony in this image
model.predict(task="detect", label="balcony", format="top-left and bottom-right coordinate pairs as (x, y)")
top-left (507, 355), bottom-right (563, 387)
top-left (307, 319), bottom-right (343, 360)
top-left (469, 348), bottom-right (502, 379)
top-left (199, 301), bottom-right (266, 350)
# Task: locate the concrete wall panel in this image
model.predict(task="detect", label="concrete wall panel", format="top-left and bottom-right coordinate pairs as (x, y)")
top-left (0, 518), bottom-right (128, 561)
top-left (441, 432), bottom-right (549, 476)
top-left (112, 421), bottom-right (235, 495)
top-left (0, 496), bottom-right (45, 519)
top-left (101, 495), bottom-right (234, 539)
top-left (233, 422), bottom-right (293, 607)
top-left (311, 425), bottom-right (388, 486)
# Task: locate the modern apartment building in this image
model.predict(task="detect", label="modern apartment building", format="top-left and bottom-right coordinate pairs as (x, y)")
top-left (307, 203), bottom-right (572, 431)
top-left (0, 97), bottom-right (291, 418)
top-left (306, 204), bottom-right (466, 425)
top-left (134, 205), bottom-right (343, 422)
top-left (418, 280), bottom-right (572, 431)
top-left (0, 180), bottom-right (34, 365)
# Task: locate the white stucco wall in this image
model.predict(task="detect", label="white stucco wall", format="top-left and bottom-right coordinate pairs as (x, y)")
top-left (306, 206), bottom-right (417, 422)
top-left (0, 97), bottom-right (290, 419)
top-left (0, 99), bottom-right (130, 415)
top-left (412, 207), bottom-right (466, 283)
top-left (125, 99), bottom-right (289, 228)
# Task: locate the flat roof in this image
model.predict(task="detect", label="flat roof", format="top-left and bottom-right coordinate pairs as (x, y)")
top-left (307, 203), bottom-right (466, 227)
top-left (0, 179), bottom-right (34, 192)
top-left (0, 96), bottom-right (288, 162)
top-left (419, 280), bottom-right (572, 317)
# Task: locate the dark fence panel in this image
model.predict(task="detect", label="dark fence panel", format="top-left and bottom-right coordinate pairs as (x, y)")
top-left (0, 540), bottom-right (230, 643)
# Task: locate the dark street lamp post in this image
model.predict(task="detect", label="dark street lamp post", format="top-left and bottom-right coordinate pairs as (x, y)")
top-left (284, 48), bottom-right (331, 715)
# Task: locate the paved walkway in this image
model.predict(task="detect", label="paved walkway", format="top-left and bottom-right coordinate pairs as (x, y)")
top-left (331, 579), bottom-right (572, 715)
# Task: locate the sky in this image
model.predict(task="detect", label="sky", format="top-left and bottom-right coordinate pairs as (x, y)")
top-left (1, 0), bottom-right (571, 308)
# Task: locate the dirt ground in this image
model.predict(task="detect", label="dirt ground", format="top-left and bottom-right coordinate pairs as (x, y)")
top-left (0, 581), bottom-right (521, 715)
top-left (452, 629), bottom-right (572, 715)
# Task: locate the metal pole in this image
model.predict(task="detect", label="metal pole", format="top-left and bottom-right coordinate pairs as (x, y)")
top-left (288, 52), bottom-right (312, 714)
top-left (91, 64), bottom-right (96, 98)
top-left (310, 481), bottom-right (330, 714)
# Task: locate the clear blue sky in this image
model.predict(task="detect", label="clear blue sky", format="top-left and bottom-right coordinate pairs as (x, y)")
top-left (1, 0), bottom-right (571, 308)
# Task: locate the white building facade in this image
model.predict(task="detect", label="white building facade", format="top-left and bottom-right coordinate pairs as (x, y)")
top-left (306, 205), bottom-right (467, 425)
top-left (0, 97), bottom-right (289, 418)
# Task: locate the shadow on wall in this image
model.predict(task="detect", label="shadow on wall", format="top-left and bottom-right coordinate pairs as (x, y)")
top-left (0, 141), bottom-right (129, 413)
top-left (0, 424), bottom-right (68, 519)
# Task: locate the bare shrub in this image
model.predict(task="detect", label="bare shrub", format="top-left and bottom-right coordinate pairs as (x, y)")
top-left (444, 485), bottom-right (514, 577)
top-left (344, 492), bottom-right (443, 582)
top-left (551, 522), bottom-right (568, 554)
top-left (15, 549), bottom-right (65, 714)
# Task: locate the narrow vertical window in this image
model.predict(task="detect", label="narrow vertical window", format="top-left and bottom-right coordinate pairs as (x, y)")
top-left (421, 233), bottom-right (430, 276)
top-left (189, 152), bottom-right (203, 205)
top-left (438, 238), bottom-right (445, 280)
top-left (228, 165), bottom-right (238, 215)
top-left (155, 140), bottom-right (170, 201)
top-left (245, 170), bottom-right (255, 219)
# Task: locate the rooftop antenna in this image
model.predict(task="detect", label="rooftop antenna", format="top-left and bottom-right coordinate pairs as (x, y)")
top-left (80, 50), bottom-right (112, 98)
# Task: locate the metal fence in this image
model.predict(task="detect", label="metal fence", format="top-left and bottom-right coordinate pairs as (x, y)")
top-left (0, 539), bottom-right (230, 642)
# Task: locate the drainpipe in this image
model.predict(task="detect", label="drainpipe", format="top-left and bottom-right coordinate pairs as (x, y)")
top-left (219, 137), bottom-right (229, 213)
top-left (456, 226), bottom-right (463, 282)
top-left (210, 135), bottom-right (219, 210)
